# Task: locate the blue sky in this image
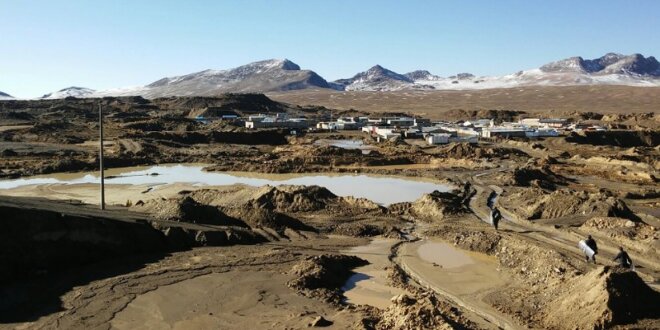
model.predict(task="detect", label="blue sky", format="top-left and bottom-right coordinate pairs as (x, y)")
top-left (1, 0), bottom-right (659, 98)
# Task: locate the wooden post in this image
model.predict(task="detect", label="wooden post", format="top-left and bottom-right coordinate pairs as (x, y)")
top-left (99, 101), bottom-right (105, 210)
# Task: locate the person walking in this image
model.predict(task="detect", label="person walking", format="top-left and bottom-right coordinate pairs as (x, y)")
top-left (491, 207), bottom-right (502, 231)
top-left (585, 235), bottom-right (598, 263)
top-left (613, 246), bottom-right (633, 269)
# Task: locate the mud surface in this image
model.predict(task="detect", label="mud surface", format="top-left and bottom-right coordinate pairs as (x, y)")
top-left (0, 94), bottom-right (658, 329)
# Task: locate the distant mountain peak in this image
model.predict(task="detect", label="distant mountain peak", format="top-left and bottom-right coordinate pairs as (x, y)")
top-left (31, 53), bottom-right (660, 99)
top-left (332, 64), bottom-right (414, 91)
top-left (0, 91), bottom-right (14, 100)
top-left (404, 70), bottom-right (434, 80)
top-left (40, 86), bottom-right (96, 99)
top-left (112, 58), bottom-right (330, 97)
top-left (250, 58), bottom-right (300, 71)
top-left (540, 52), bottom-right (660, 76)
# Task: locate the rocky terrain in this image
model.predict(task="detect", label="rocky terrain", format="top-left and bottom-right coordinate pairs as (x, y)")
top-left (0, 92), bottom-right (658, 329)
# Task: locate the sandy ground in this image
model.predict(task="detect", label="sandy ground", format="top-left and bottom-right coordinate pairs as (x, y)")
top-left (267, 86), bottom-right (660, 118)
top-left (112, 271), bottom-right (361, 330)
top-left (0, 237), bottom-right (369, 330)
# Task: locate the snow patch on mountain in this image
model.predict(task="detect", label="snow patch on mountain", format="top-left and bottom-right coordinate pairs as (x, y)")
top-left (336, 53), bottom-right (660, 91)
top-left (332, 65), bottom-right (419, 91)
top-left (41, 87), bottom-right (96, 99)
top-left (92, 59), bottom-right (329, 98)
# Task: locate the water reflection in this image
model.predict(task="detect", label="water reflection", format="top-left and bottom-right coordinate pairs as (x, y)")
top-left (0, 164), bottom-right (451, 205)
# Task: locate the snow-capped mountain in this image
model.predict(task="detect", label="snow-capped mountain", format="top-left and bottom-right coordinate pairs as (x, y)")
top-left (332, 65), bottom-right (416, 91)
top-left (94, 59), bottom-right (330, 98)
top-left (540, 53), bottom-right (660, 75)
top-left (22, 52), bottom-right (660, 99)
top-left (0, 91), bottom-right (14, 100)
top-left (40, 86), bottom-right (96, 99)
top-left (336, 53), bottom-right (660, 91)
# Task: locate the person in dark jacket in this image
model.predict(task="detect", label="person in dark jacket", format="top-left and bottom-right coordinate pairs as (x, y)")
top-left (585, 235), bottom-right (598, 263)
top-left (613, 247), bottom-right (633, 268)
top-left (491, 207), bottom-right (502, 231)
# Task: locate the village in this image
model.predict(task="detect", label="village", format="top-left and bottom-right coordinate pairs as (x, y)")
top-left (236, 112), bottom-right (607, 145)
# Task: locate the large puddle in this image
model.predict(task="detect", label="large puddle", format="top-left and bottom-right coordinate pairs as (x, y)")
top-left (0, 164), bottom-right (451, 205)
top-left (341, 238), bottom-right (409, 309)
top-left (400, 240), bottom-right (504, 296)
top-left (313, 139), bottom-right (375, 155)
top-left (398, 239), bottom-right (519, 329)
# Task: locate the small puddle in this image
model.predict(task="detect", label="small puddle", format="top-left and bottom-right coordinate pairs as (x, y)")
top-left (0, 164), bottom-right (451, 205)
top-left (341, 238), bottom-right (408, 309)
top-left (313, 139), bottom-right (375, 155)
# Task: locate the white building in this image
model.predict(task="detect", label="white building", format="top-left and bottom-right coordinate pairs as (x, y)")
top-left (481, 127), bottom-right (529, 138)
top-left (426, 133), bottom-right (451, 145)
top-left (525, 128), bottom-right (559, 137)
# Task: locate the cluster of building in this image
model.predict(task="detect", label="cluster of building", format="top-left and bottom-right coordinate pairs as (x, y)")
top-left (240, 112), bottom-right (606, 145)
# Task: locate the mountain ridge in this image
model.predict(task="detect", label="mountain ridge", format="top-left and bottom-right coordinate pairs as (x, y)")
top-left (40, 87), bottom-right (96, 99)
top-left (4, 53), bottom-right (660, 99)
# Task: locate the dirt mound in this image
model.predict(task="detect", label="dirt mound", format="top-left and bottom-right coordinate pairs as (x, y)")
top-left (582, 217), bottom-right (656, 240)
top-left (152, 223), bottom-right (267, 248)
top-left (377, 294), bottom-right (456, 330)
top-left (192, 185), bottom-right (384, 216)
top-left (133, 196), bottom-right (248, 227)
top-left (249, 185), bottom-right (337, 212)
top-left (309, 145), bottom-right (364, 157)
top-left (440, 142), bottom-right (528, 160)
top-left (154, 94), bottom-right (290, 115)
top-left (332, 223), bottom-right (403, 238)
top-left (544, 266), bottom-right (660, 329)
top-left (581, 217), bottom-right (657, 257)
top-left (566, 130), bottom-right (659, 147)
top-left (500, 188), bottom-right (636, 220)
top-left (225, 207), bottom-right (316, 233)
top-left (504, 163), bottom-right (569, 189)
top-left (287, 254), bottom-right (368, 304)
top-left (390, 188), bottom-right (470, 222)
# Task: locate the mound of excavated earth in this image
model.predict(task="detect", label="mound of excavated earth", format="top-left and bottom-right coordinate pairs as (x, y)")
top-left (287, 254), bottom-right (368, 304)
top-left (438, 142), bottom-right (529, 160)
top-left (135, 196), bottom-right (248, 227)
top-left (187, 185), bottom-right (384, 215)
top-left (377, 294), bottom-right (458, 330)
top-left (499, 188), bottom-right (636, 220)
top-left (544, 266), bottom-right (660, 329)
top-left (566, 130), bottom-right (660, 148)
top-left (388, 186), bottom-right (471, 222)
top-left (498, 163), bottom-right (569, 189)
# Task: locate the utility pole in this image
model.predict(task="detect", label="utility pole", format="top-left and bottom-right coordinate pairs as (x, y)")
top-left (99, 101), bottom-right (105, 210)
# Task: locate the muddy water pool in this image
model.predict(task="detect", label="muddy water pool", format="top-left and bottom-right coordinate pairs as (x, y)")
top-left (0, 164), bottom-right (452, 205)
